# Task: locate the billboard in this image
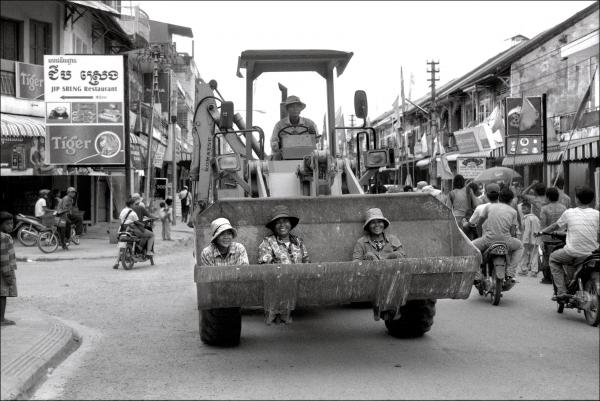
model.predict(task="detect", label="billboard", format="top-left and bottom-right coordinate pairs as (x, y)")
top-left (43, 55), bottom-right (125, 165)
top-left (505, 96), bottom-right (543, 155)
top-left (15, 62), bottom-right (44, 100)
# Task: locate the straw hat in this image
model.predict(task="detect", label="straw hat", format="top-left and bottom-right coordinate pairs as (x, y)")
top-left (210, 217), bottom-right (237, 242)
top-left (363, 208), bottom-right (390, 231)
top-left (265, 205), bottom-right (299, 231)
top-left (284, 95), bottom-right (306, 110)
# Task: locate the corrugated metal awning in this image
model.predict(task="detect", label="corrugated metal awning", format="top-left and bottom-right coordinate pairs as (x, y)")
top-left (502, 151), bottom-right (563, 166)
top-left (1, 113), bottom-right (45, 137)
top-left (564, 137), bottom-right (599, 161)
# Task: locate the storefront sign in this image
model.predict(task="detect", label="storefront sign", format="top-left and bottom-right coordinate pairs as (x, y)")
top-left (453, 129), bottom-right (480, 153)
top-left (457, 157), bottom-right (486, 179)
top-left (15, 62), bottom-right (44, 100)
top-left (44, 55), bottom-right (125, 165)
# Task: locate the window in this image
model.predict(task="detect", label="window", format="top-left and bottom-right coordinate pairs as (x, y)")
top-left (73, 35), bottom-right (89, 54)
top-left (1, 18), bottom-right (21, 61)
top-left (29, 19), bottom-right (51, 65)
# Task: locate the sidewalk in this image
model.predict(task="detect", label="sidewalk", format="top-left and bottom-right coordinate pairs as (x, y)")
top-left (1, 309), bottom-right (81, 400)
top-left (14, 221), bottom-right (195, 262)
top-left (1, 222), bottom-right (195, 400)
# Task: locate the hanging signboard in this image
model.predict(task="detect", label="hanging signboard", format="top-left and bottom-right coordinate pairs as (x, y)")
top-left (43, 55), bottom-right (125, 165)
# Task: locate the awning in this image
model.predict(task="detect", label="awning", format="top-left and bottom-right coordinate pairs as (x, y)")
top-left (502, 151), bottom-right (564, 166)
top-left (1, 113), bottom-right (45, 137)
top-left (564, 137), bottom-right (599, 161)
top-left (66, 0), bottom-right (121, 17)
top-left (444, 149), bottom-right (492, 162)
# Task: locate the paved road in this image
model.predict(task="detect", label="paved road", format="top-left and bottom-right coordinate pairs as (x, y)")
top-left (9, 243), bottom-right (599, 400)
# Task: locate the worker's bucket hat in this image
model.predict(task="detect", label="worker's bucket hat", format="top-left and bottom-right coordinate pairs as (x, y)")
top-left (210, 217), bottom-right (237, 242)
top-left (266, 205), bottom-right (299, 231)
top-left (66, 187), bottom-right (77, 193)
top-left (284, 95), bottom-right (306, 110)
top-left (363, 208), bottom-right (390, 231)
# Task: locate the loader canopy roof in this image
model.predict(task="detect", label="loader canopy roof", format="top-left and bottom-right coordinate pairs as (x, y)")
top-left (237, 49), bottom-right (354, 80)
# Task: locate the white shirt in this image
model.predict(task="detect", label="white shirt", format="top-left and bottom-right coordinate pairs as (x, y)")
top-left (34, 198), bottom-right (47, 217)
top-left (469, 202), bottom-right (490, 225)
top-left (119, 207), bottom-right (139, 226)
top-left (556, 207), bottom-right (599, 257)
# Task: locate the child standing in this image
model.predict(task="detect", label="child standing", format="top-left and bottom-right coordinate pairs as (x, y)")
top-left (518, 201), bottom-right (541, 277)
top-left (1, 211), bottom-right (18, 326)
top-left (160, 199), bottom-right (173, 241)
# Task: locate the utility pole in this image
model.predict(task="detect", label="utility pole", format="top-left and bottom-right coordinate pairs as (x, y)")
top-left (427, 60), bottom-right (440, 184)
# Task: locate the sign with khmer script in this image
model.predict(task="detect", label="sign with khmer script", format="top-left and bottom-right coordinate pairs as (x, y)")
top-left (43, 55), bottom-right (125, 165)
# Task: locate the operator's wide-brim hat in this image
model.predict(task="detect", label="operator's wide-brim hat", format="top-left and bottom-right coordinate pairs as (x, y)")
top-left (363, 207), bottom-right (390, 231)
top-left (210, 217), bottom-right (237, 242)
top-left (284, 95), bottom-right (306, 110)
top-left (265, 205), bottom-right (299, 231)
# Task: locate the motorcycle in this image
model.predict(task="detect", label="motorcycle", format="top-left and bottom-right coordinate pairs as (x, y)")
top-left (474, 241), bottom-right (516, 305)
top-left (37, 212), bottom-right (80, 253)
top-left (117, 217), bottom-right (155, 270)
top-left (536, 231), bottom-right (600, 327)
top-left (13, 213), bottom-right (46, 247)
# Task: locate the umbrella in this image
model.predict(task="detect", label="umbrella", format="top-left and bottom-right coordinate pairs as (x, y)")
top-left (473, 167), bottom-right (522, 184)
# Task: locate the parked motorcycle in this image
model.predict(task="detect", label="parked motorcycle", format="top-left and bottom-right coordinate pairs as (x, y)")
top-left (13, 213), bottom-right (46, 247)
top-left (474, 241), bottom-right (516, 305)
top-left (117, 217), bottom-right (155, 269)
top-left (37, 212), bottom-right (80, 253)
top-left (536, 231), bottom-right (600, 327)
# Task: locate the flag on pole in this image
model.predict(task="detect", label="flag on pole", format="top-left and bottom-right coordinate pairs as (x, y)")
top-left (570, 66), bottom-right (597, 131)
top-left (519, 97), bottom-right (539, 131)
top-left (393, 94), bottom-right (401, 144)
top-left (486, 105), bottom-right (504, 134)
top-left (405, 173), bottom-right (413, 187)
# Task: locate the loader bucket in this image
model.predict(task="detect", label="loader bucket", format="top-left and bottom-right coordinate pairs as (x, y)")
top-left (193, 193), bottom-right (481, 321)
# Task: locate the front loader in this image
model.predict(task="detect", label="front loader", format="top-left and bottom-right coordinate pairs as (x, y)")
top-left (190, 49), bottom-right (480, 346)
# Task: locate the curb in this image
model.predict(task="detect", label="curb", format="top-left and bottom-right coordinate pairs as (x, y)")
top-left (16, 233), bottom-right (194, 263)
top-left (0, 319), bottom-right (81, 400)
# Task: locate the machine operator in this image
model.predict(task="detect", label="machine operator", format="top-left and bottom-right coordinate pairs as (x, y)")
top-left (271, 95), bottom-right (320, 160)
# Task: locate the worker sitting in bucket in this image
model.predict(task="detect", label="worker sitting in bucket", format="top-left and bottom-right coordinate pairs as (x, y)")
top-left (271, 95), bottom-right (319, 160)
top-left (258, 205), bottom-right (310, 264)
top-left (353, 208), bottom-right (406, 261)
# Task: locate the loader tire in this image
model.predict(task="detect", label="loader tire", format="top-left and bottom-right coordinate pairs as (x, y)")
top-left (200, 308), bottom-right (242, 347)
top-left (385, 299), bottom-right (436, 338)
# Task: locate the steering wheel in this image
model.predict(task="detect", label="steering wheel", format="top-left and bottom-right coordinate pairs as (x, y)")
top-left (277, 124), bottom-right (313, 149)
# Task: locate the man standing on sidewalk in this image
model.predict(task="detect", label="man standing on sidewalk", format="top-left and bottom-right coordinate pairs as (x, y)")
top-left (178, 186), bottom-right (191, 224)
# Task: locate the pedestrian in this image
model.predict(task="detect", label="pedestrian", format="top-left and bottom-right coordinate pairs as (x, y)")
top-left (353, 207), bottom-right (406, 261)
top-left (258, 205), bottom-right (310, 264)
top-left (178, 186), bottom-right (191, 224)
top-left (50, 189), bottom-right (62, 210)
top-left (1, 212), bottom-right (18, 326)
top-left (552, 175), bottom-right (571, 209)
top-left (159, 200), bottom-right (173, 241)
top-left (518, 201), bottom-right (541, 277)
top-left (59, 187), bottom-right (83, 245)
top-left (446, 174), bottom-right (478, 232)
top-left (199, 217), bottom-right (248, 346)
top-left (521, 181), bottom-right (547, 218)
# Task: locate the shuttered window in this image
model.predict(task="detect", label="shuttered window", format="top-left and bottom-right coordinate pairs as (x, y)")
top-left (1, 18), bottom-right (21, 61)
top-left (29, 19), bottom-right (51, 65)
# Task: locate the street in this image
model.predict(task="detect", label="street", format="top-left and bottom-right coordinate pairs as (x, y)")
top-left (5, 242), bottom-right (597, 400)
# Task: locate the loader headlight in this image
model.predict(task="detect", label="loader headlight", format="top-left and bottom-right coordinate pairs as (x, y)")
top-left (215, 154), bottom-right (241, 172)
top-left (365, 149), bottom-right (388, 169)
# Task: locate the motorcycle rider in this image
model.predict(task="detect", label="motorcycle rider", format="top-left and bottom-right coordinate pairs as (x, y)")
top-left (465, 183), bottom-right (500, 239)
top-left (34, 189), bottom-right (52, 218)
top-left (538, 187), bottom-right (567, 284)
top-left (537, 185), bottom-right (599, 301)
top-left (113, 197), bottom-right (154, 269)
top-left (472, 186), bottom-right (524, 284)
top-left (130, 194), bottom-right (156, 255)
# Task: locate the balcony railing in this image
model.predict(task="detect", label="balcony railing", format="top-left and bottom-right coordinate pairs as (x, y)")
top-left (119, 5), bottom-right (150, 42)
